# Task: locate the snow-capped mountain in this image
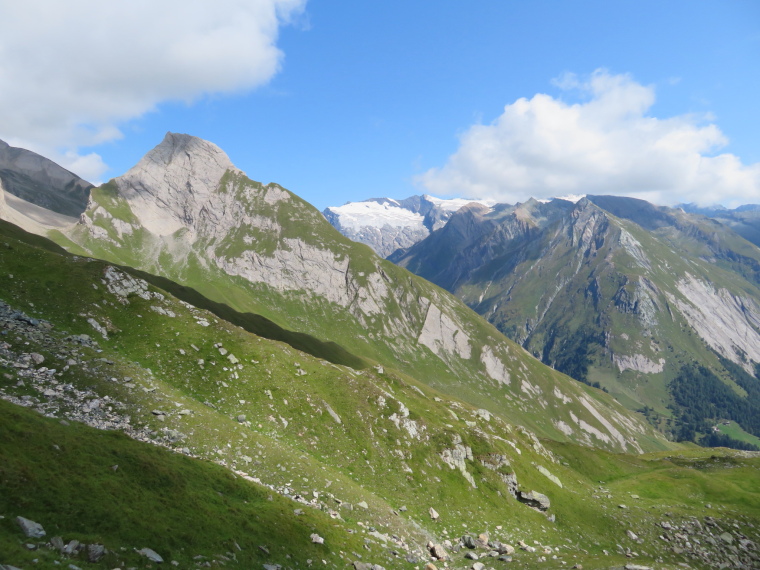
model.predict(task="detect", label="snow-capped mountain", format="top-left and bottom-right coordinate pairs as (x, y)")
top-left (323, 194), bottom-right (493, 257)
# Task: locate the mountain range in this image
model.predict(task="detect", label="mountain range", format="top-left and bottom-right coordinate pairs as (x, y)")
top-left (383, 195), bottom-right (760, 448)
top-left (1, 134), bottom-right (760, 569)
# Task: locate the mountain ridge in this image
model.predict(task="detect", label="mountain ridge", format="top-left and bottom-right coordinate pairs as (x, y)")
top-left (393, 193), bottom-right (760, 446)
top-left (0, 138), bottom-right (92, 218)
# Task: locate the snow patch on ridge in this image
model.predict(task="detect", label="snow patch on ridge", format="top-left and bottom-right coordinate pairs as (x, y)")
top-left (325, 201), bottom-right (425, 231)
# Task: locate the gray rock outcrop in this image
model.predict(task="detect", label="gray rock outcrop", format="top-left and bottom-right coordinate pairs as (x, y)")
top-left (16, 516), bottom-right (45, 538)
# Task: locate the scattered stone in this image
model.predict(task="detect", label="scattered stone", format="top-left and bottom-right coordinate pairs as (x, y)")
top-left (87, 544), bottom-right (106, 562)
top-left (429, 543), bottom-right (447, 560)
top-left (498, 544), bottom-right (515, 555)
top-left (429, 507), bottom-right (440, 520)
top-left (626, 530), bottom-right (639, 541)
top-left (462, 535), bottom-right (476, 549)
top-left (311, 534), bottom-right (324, 545)
top-left (357, 501), bottom-right (369, 509)
top-left (63, 540), bottom-right (79, 555)
top-left (51, 536), bottom-right (64, 552)
top-left (518, 490), bottom-right (550, 511)
top-left (16, 516), bottom-right (45, 538)
top-left (719, 532), bottom-right (734, 544)
top-left (30, 353), bottom-right (44, 365)
top-left (423, 564), bottom-right (437, 570)
top-left (464, 551), bottom-right (479, 560)
top-left (471, 562), bottom-right (485, 570)
top-left (137, 547), bottom-right (164, 563)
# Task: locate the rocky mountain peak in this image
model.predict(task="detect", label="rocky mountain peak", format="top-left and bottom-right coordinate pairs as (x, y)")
top-left (114, 132), bottom-right (243, 236)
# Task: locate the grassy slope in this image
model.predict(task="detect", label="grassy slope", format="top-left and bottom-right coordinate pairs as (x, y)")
top-left (49, 177), bottom-right (672, 453)
top-left (0, 399), bottom-right (376, 570)
top-left (1, 219), bottom-right (760, 569)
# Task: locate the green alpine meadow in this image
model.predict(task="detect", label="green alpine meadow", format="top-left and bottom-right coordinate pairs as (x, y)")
top-left (0, 134), bottom-right (759, 569)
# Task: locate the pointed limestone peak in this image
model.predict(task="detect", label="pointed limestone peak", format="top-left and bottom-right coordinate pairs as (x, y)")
top-left (115, 132), bottom-right (244, 236)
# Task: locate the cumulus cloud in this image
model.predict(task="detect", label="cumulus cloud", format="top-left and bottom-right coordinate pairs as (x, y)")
top-left (420, 70), bottom-right (760, 207)
top-left (0, 0), bottom-right (305, 181)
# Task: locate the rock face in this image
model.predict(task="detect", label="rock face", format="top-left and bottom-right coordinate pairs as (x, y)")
top-left (323, 195), bottom-right (493, 258)
top-left (114, 132), bottom-right (241, 237)
top-left (0, 138), bottom-right (92, 217)
top-left (394, 194), bottom-right (760, 440)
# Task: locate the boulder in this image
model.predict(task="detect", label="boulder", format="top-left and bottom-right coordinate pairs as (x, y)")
top-left (498, 544), bottom-right (515, 555)
top-left (88, 544), bottom-right (106, 562)
top-left (429, 543), bottom-right (447, 560)
top-left (137, 547), bottom-right (164, 563)
top-left (16, 516), bottom-right (45, 538)
top-left (518, 490), bottom-right (550, 511)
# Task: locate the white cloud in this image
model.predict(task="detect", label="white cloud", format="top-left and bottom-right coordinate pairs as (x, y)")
top-left (0, 0), bottom-right (306, 180)
top-left (420, 70), bottom-right (760, 207)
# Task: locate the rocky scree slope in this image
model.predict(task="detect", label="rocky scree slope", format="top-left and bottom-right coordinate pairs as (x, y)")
top-left (2, 216), bottom-right (759, 570)
top-left (0, 138), bottom-right (92, 218)
top-left (29, 132), bottom-right (670, 453)
top-left (323, 195), bottom-right (493, 258)
top-left (393, 195), bottom-right (760, 445)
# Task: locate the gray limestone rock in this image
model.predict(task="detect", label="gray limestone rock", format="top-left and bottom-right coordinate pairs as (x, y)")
top-left (88, 544), bottom-right (106, 562)
top-left (518, 490), bottom-right (551, 511)
top-left (137, 547), bottom-right (164, 563)
top-left (429, 543), bottom-right (447, 560)
top-left (16, 516), bottom-right (45, 538)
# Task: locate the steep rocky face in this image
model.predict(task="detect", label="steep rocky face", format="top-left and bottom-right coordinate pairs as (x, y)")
top-left (34, 133), bottom-right (671, 453)
top-left (0, 138), bottom-right (92, 217)
top-left (113, 132), bottom-right (242, 237)
top-left (395, 195), bottom-right (760, 444)
top-left (323, 195), bottom-right (492, 257)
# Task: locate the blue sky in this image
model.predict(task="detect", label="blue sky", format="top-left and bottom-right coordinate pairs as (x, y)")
top-left (1, 1), bottom-right (759, 209)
